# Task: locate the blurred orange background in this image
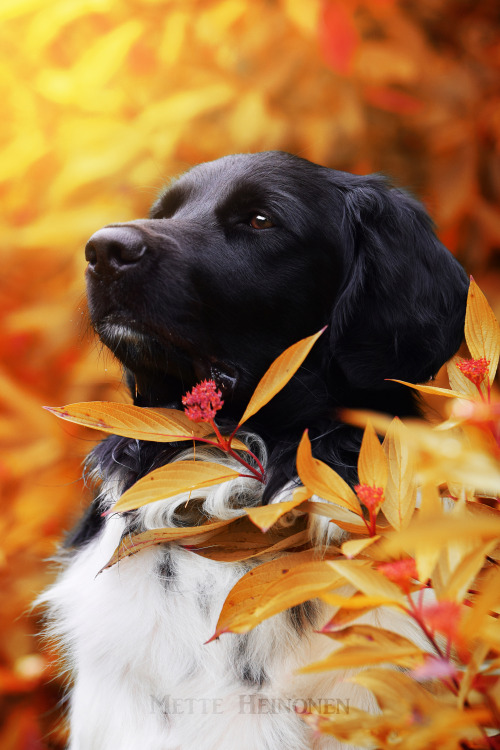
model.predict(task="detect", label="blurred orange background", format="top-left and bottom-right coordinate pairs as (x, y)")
top-left (1, 0), bottom-right (499, 746)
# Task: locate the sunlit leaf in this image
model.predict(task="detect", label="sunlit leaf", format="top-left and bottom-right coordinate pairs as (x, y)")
top-left (447, 355), bottom-right (479, 398)
top-left (44, 402), bottom-right (213, 441)
top-left (389, 380), bottom-right (467, 399)
top-left (299, 642), bottom-right (424, 673)
top-left (341, 536), bottom-right (380, 558)
top-left (326, 560), bottom-right (408, 605)
top-left (238, 328), bottom-right (325, 426)
top-left (357, 420), bottom-right (387, 489)
top-left (212, 551), bottom-right (345, 637)
top-left (296, 431), bottom-right (362, 515)
top-left (113, 461), bottom-right (242, 513)
top-left (382, 417), bottom-right (417, 530)
top-left (245, 497), bottom-right (306, 531)
top-left (465, 277), bottom-right (500, 383)
top-left (440, 540), bottom-right (497, 603)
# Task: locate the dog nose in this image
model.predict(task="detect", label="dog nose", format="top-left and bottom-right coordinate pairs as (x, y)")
top-left (85, 226), bottom-right (147, 276)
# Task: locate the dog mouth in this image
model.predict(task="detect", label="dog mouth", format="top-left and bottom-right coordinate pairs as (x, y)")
top-left (95, 318), bottom-right (239, 407)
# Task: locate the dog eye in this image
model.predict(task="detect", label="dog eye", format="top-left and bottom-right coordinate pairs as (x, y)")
top-left (249, 213), bottom-right (274, 229)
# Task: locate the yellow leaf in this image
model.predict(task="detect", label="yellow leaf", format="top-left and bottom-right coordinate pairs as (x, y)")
top-left (299, 643), bottom-right (424, 673)
top-left (322, 624), bottom-right (423, 651)
top-left (464, 278), bottom-right (500, 383)
top-left (441, 541), bottom-right (497, 603)
top-left (238, 328), bottom-right (325, 425)
top-left (447, 355), bottom-right (479, 398)
top-left (212, 551), bottom-right (345, 636)
top-left (245, 498), bottom-right (306, 531)
top-left (357, 421), bottom-right (387, 488)
top-left (300, 499), bottom-right (367, 531)
top-left (102, 517), bottom-right (237, 569)
top-left (44, 402), bottom-right (213, 441)
top-left (382, 514), bottom-right (500, 557)
top-left (414, 484), bottom-right (444, 581)
top-left (341, 536), bottom-right (380, 558)
top-left (382, 418), bottom-right (417, 530)
top-left (320, 591), bottom-right (397, 612)
top-left (45, 401), bottom-right (249, 451)
top-left (296, 431), bottom-right (362, 515)
top-left (461, 567), bottom-right (500, 643)
top-left (352, 668), bottom-right (438, 712)
top-left (113, 461), bottom-right (241, 513)
top-left (389, 380), bottom-right (468, 399)
top-left (327, 560), bottom-right (408, 605)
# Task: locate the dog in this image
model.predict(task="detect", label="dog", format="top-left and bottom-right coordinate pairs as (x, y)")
top-left (41, 152), bottom-right (468, 749)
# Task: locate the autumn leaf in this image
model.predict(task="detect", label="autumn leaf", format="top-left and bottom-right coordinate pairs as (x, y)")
top-left (245, 497), bottom-right (307, 532)
top-left (102, 517), bottom-right (238, 569)
top-left (357, 420), bottom-right (387, 489)
top-left (296, 431), bottom-right (362, 515)
top-left (465, 277), bottom-right (500, 384)
top-left (44, 402), bottom-right (249, 450)
top-left (237, 328), bottom-right (325, 426)
top-left (326, 560), bottom-right (408, 606)
top-left (382, 417), bottom-right (417, 530)
top-left (211, 551), bottom-right (345, 638)
top-left (112, 461), bottom-right (242, 513)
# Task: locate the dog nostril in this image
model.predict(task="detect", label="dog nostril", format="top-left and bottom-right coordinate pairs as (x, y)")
top-left (85, 242), bottom-right (98, 265)
top-left (85, 227), bottom-right (147, 275)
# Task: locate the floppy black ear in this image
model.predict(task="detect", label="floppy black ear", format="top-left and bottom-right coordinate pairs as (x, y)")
top-left (329, 175), bottom-right (469, 390)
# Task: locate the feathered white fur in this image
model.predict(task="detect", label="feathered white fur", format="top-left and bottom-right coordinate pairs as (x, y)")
top-left (40, 444), bottom-right (422, 750)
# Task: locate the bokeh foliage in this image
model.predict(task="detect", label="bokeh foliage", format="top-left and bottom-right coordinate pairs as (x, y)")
top-left (1, 0), bottom-right (499, 746)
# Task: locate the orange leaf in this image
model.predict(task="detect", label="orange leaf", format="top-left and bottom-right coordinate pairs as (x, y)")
top-left (113, 461), bottom-right (241, 513)
top-left (341, 536), bottom-right (380, 558)
top-left (357, 420), bottom-right (387, 488)
top-left (45, 402), bottom-right (249, 450)
top-left (245, 498), bottom-right (307, 532)
top-left (382, 418), bottom-right (417, 530)
top-left (212, 551), bottom-right (345, 637)
top-left (299, 643), bottom-right (424, 673)
top-left (45, 402), bottom-right (213, 441)
top-left (464, 277), bottom-right (500, 383)
top-left (388, 381), bottom-right (467, 399)
top-left (238, 328), bottom-right (325, 426)
top-left (440, 540), bottom-right (497, 603)
top-left (327, 560), bottom-right (408, 605)
top-left (296, 431), bottom-right (362, 515)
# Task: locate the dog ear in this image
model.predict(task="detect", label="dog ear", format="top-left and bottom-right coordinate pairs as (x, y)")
top-left (329, 175), bottom-right (469, 390)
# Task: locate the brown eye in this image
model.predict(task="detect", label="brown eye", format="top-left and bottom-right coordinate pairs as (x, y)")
top-left (249, 213), bottom-right (274, 229)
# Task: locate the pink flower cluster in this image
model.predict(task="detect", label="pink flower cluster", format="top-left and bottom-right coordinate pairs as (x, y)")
top-left (182, 380), bottom-right (224, 423)
top-left (354, 483), bottom-right (384, 512)
top-left (456, 357), bottom-right (490, 387)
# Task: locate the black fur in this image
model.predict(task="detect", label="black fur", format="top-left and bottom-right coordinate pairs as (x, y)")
top-left (76, 151), bottom-right (468, 546)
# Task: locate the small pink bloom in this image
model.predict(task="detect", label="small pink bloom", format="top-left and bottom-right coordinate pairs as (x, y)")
top-left (456, 357), bottom-right (490, 387)
top-left (182, 380), bottom-right (223, 423)
top-left (378, 558), bottom-right (418, 591)
top-left (410, 656), bottom-right (459, 682)
top-left (354, 483), bottom-right (384, 512)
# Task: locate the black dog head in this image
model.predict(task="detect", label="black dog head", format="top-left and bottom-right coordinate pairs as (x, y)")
top-left (84, 151), bottom-right (468, 489)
